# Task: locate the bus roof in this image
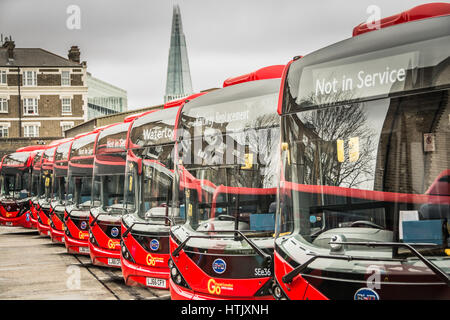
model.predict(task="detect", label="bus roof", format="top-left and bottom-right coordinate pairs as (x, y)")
top-left (223, 65), bottom-right (285, 88)
top-left (353, 2), bottom-right (450, 37)
top-left (124, 110), bottom-right (158, 122)
top-left (95, 121), bottom-right (130, 154)
top-left (278, 13), bottom-right (450, 114)
top-left (1, 151), bottom-right (33, 168)
top-left (15, 145), bottom-right (48, 152)
top-left (128, 107), bottom-right (179, 149)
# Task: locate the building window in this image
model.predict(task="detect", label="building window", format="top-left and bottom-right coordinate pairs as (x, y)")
top-left (0, 124), bottom-right (9, 137)
top-left (61, 121), bottom-right (74, 134)
top-left (0, 98), bottom-right (8, 113)
top-left (0, 71), bottom-right (6, 85)
top-left (61, 71), bottom-right (70, 86)
top-left (23, 124), bottom-right (39, 137)
top-left (23, 98), bottom-right (38, 115)
top-left (23, 71), bottom-right (37, 86)
top-left (61, 98), bottom-right (72, 114)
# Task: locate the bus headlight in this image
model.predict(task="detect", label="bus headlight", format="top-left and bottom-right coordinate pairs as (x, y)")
top-left (272, 282), bottom-right (288, 300)
top-left (169, 259), bottom-right (191, 290)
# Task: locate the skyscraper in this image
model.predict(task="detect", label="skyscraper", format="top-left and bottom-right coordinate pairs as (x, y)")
top-left (164, 5), bottom-right (193, 103)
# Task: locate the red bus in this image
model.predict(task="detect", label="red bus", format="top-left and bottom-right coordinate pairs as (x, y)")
top-left (64, 130), bottom-right (102, 255)
top-left (29, 148), bottom-right (46, 229)
top-left (88, 121), bottom-right (129, 268)
top-left (168, 65), bottom-right (283, 300)
top-left (89, 111), bottom-right (159, 268)
top-left (35, 146), bottom-right (58, 236)
top-left (8, 144), bottom-right (48, 229)
top-left (273, 3), bottom-right (450, 300)
top-left (49, 139), bottom-right (75, 243)
top-left (0, 151), bottom-right (35, 227)
top-left (120, 106), bottom-right (184, 288)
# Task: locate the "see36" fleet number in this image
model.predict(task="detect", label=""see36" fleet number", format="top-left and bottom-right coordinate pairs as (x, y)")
top-left (254, 268), bottom-right (271, 277)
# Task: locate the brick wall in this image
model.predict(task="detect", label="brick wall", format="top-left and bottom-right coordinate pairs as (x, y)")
top-left (71, 74), bottom-right (83, 86)
top-left (6, 73), bottom-right (21, 86)
top-left (37, 73), bottom-right (61, 86)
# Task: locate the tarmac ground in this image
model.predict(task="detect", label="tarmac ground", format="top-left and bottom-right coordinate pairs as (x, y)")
top-left (0, 226), bottom-right (171, 300)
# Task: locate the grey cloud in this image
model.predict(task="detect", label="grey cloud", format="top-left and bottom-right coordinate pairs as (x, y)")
top-left (0, 0), bottom-right (435, 109)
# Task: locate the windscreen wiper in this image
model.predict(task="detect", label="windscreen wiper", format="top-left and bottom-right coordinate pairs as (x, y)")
top-left (171, 229), bottom-right (272, 266)
top-left (332, 241), bottom-right (450, 286)
top-left (282, 241), bottom-right (449, 286)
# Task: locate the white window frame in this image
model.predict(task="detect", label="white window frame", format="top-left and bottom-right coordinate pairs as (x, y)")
top-left (0, 70), bottom-right (6, 85)
top-left (23, 71), bottom-right (37, 86)
top-left (0, 122), bottom-right (10, 138)
top-left (0, 98), bottom-right (8, 113)
top-left (22, 122), bottom-right (40, 138)
top-left (60, 121), bottom-right (74, 134)
top-left (61, 97), bottom-right (72, 115)
top-left (23, 98), bottom-right (39, 115)
top-left (61, 70), bottom-right (70, 86)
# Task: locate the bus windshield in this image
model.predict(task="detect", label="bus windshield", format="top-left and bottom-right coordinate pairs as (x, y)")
top-left (92, 167), bottom-right (125, 212)
top-left (0, 173), bottom-right (28, 199)
top-left (30, 151), bottom-right (44, 198)
top-left (92, 122), bottom-right (129, 213)
top-left (125, 144), bottom-right (175, 222)
top-left (278, 17), bottom-right (450, 259)
top-left (52, 140), bottom-right (72, 204)
top-left (66, 133), bottom-right (97, 208)
top-left (173, 80), bottom-right (281, 239)
top-left (66, 174), bottom-right (93, 208)
top-left (52, 174), bottom-right (66, 204)
top-left (1, 152), bottom-right (31, 199)
top-left (42, 147), bottom-right (56, 201)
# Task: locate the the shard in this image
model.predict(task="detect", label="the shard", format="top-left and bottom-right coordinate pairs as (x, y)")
top-left (164, 5), bottom-right (193, 103)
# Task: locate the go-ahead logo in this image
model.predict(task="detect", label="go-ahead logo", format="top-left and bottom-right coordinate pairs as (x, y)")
top-left (354, 288), bottom-right (380, 300)
top-left (212, 258), bottom-right (226, 274)
top-left (80, 221), bottom-right (87, 230)
top-left (108, 239), bottom-right (120, 249)
top-left (111, 227), bottom-right (119, 237)
top-left (146, 254), bottom-right (164, 266)
top-left (207, 279), bottom-right (234, 295)
top-left (78, 231), bottom-right (89, 239)
top-left (150, 239), bottom-right (159, 251)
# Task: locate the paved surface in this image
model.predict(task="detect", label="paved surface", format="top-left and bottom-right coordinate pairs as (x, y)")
top-left (0, 226), bottom-right (171, 300)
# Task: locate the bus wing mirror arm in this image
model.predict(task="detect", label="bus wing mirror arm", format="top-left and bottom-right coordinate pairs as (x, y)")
top-left (90, 213), bottom-right (109, 227)
top-left (122, 222), bottom-right (135, 238)
top-left (282, 255), bottom-right (319, 284)
top-left (171, 236), bottom-right (192, 257)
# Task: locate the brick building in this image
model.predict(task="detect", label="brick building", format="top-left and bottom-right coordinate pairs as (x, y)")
top-left (0, 38), bottom-right (88, 158)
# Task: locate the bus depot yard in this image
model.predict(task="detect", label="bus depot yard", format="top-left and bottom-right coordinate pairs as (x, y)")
top-left (0, 225), bottom-right (169, 300)
top-left (0, 3), bottom-right (449, 301)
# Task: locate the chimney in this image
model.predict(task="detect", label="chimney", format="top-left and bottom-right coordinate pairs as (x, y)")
top-left (2, 37), bottom-right (15, 60)
top-left (68, 46), bottom-right (80, 63)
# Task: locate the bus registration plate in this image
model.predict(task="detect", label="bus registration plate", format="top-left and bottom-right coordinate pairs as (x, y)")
top-left (146, 277), bottom-right (166, 288)
top-left (108, 258), bottom-right (121, 266)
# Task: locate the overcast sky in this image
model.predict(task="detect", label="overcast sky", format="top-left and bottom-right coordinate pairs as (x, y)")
top-left (0, 0), bottom-right (436, 110)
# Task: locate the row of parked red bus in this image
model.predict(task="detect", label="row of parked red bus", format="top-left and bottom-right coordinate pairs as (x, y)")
top-left (0, 3), bottom-right (449, 300)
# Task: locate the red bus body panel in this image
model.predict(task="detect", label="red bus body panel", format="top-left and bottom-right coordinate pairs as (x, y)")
top-left (64, 210), bottom-right (90, 255)
top-left (88, 215), bottom-right (121, 268)
top-left (120, 223), bottom-right (170, 288)
top-left (169, 237), bottom-right (274, 300)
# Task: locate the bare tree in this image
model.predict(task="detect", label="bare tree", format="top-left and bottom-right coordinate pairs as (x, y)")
top-left (299, 91), bottom-right (377, 189)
